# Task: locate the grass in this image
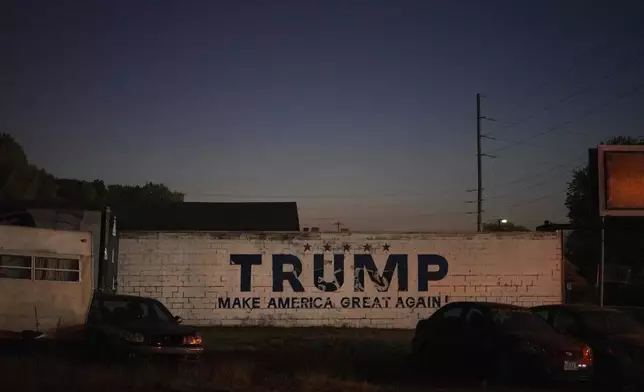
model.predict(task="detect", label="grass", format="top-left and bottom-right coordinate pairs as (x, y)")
top-left (0, 327), bottom-right (559, 392)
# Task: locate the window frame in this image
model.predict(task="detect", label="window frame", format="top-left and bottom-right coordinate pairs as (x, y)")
top-left (0, 253), bottom-right (33, 280)
top-left (0, 251), bottom-right (82, 283)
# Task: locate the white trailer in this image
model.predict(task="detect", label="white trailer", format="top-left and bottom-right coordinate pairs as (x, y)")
top-left (0, 225), bottom-right (94, 339)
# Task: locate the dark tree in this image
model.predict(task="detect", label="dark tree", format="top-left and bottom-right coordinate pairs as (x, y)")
top-left (0, 133), bottom-right (58, 202)
top-left (482, 221), bottom-right (530, 232)
top-left (107, 183), bottom-right (184, 207)
top-left (1, 134), bottom-right (184, 207)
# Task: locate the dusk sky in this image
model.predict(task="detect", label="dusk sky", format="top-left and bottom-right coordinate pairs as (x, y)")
top-left (2, 0), bottom-right (644, 232)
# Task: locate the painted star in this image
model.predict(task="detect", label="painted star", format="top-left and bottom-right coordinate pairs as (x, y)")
top-left (382, 243), bottom-right (390, 251)
top-left (343, 243), bottom-right (351, 252)
top-left (303, 243), bottom-right (312, 252)
top-left (362, 244), bottom-right (371, 252)
top-left (323, 243), bottom-right (331, 252)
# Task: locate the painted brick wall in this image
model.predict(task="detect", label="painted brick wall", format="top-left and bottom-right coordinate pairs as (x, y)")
top-left (117, 232), bottom-right (562, 329)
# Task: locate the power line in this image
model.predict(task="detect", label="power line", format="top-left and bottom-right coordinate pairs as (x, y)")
top-left (486, 176), bottom-right (564, 202)
top-left (485, 159), bottom-right (586, 202)
top-left (501, 15), bottom-right (644, 107)
top-left (488, 81), bottom-right (644, 155)
top-left (486, 155), bottom-right (586, 190)
top-left (300, 210), bottom-right (471, 220)
top-left (508, 192), bottom-right (559, 209)
top-left (489, 49), bottom-right (644, 136)
top-left (199, 192), bottom-right (433, 200)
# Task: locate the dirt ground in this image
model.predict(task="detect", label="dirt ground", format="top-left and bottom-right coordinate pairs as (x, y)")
top-left (0, 327), bottom-right (581, 392)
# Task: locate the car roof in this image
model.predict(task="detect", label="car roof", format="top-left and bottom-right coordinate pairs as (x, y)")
top-left (445, 301), bottom-right (525, 311)
top-left (531, 304), bottom-right (620, 313)
top-left (610, 305), bottom-right (644, 311)
top-left (93, 292), bottom-right (155, 302)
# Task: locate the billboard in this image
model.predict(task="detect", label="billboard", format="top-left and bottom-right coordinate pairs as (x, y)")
top-left (597, 145), bottom-right (644, 216)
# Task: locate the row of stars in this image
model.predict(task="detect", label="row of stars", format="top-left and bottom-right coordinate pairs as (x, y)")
top-left (302, 243), bottom-right (391, 252)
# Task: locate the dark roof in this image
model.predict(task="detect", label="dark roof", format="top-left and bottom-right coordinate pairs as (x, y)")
top-left (114, 202), bottom-right (300, 232)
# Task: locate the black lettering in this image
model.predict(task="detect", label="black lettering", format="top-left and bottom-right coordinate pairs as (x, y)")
top-left (230, 254), bottom-right (262, 292)
top-left (352, 297), bottom-right (361, 308)
top-left (354, 254), bottom-right (408, 292)
top-left (313, 254), bottom-right (345, 292)
top-left (362, 297), bottom-right (371, 308)
top-left (416, 297), bottom-right (427, 308)
top-left (218, 297), bottom-right (231, 308)
top-left (278, 298), bottom-right (290, 308)
top-left (267, 298), bottom-right (277, 308)
top-left (324, 297), bottom-right (334, 308)
top-left (241, 297), bottom-right (252, 308)
top-left (395, 297), bottom-right (405, 308)
top-left (301, 297), bottom-right (310, 308)
top-left (292, 297), bottom-right (300, 308)
top-left (272, 255), bottom-right (305, 292)
top-left (313, 297), bottom-right (323, 308)
top-left (341, 297), bottom-right (350, 308)
top-left (383, 297), bottom-right (391, 307)
top-left (418, 254), bottom-right (449, 291)
top-left (232, 297), bottom-right (242, 308)
top-left (252, 297), bottom-right (260, 309)
top-left (372, 297), bottom-right (382, 308)
top-left (431, 296), bottom-right (441, 308)
top-left (405, 297), bottom-right (416, 308)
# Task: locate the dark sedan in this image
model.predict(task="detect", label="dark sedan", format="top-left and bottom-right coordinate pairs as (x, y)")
top-left (412, 301), bottom-right (592, 386)
top-left (85, 293), bottom-right (204, 359)
top-left (610, 306), bottom-right (644, 325)
top-left (531, 304), bottom-right (644, 388)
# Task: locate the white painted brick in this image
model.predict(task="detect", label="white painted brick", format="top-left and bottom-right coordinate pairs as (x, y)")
top-left (117, 232), bottom-right (562, 329)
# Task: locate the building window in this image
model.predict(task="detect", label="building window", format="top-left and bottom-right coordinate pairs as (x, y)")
top-left (35, 257), bottom-right (80, 282)
top-left (0, 254), bottom-right (32, 280)
top-left (0, 254), bottom-right (80, 282)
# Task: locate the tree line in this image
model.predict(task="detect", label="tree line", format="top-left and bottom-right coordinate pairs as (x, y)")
top-left (0, 133), bottom-right (184, 208)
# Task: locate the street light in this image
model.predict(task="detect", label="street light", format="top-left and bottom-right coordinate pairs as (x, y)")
top-left (497, 218), bottom-right (508, 230)
top-left (482, 218), bottom-right (509, 231)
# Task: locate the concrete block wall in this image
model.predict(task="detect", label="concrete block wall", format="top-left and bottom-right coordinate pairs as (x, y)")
top-left (117, 232), bottom-right (562, 329)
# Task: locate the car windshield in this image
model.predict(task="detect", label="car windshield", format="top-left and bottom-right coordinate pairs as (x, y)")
top-left (100, 298), bottom-right (175, 325)
top-left (491, 309), bottom-right (554, 334)
top-left (579, 310), bottom-right (643, 335)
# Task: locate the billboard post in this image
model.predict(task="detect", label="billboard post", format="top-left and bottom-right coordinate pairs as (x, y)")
top-left (600, 216), bottom-right (605, 306)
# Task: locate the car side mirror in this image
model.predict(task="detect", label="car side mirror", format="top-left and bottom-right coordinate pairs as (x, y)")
top-left (175, 316), bottom-right (182, 324)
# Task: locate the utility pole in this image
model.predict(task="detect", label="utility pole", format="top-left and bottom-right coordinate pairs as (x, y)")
top-left (476, 93), bottom-right (483, 232)
top-left (333, 221), bottom-right (342, 233)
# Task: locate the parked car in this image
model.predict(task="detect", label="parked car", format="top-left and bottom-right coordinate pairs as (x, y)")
top-left (610, 306), bottom-right (644, 325)
top-left (412, 301), bottom-right (592, 385)
top-left (85, 293), bottom-right (204, 359)
top-left (531, 304), bottom-right (644, 388)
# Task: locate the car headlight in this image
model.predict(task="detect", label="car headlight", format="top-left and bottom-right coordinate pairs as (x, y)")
top-left (120, 331), bottom-right (145, 343)
top-left (183, 333), bottom-right (202, 346)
